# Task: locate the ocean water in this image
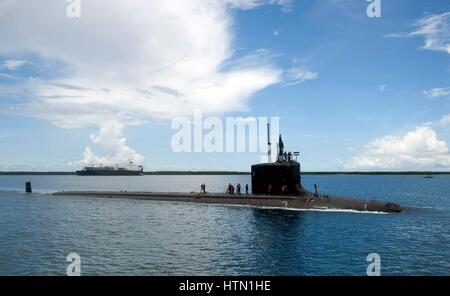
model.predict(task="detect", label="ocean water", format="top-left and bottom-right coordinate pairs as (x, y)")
top-left (0, 174), bottom-right (449, 275)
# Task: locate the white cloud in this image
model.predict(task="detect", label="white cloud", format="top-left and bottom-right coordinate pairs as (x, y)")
top-left (386, 12), bottom-right (450, 55)
top-left (0, 0), bottom-right (284, 128)
top-left (400, 12), bottom-right (450, 55)
top-left (422, 113), bottom-right (450, 128)
top-left (423, 87), bottom-right (450, 98)
top-left (384, 32), bottom-right (409, 38)
top-left (69, 121), bottom-right (144, 167)
top-left (273, 30), bottom-right (280, 36)
top-left (283, 67), bottom-right (318, 87)
top-left (0, 0), bottom-right (287, 164)
top-left (379, 84), bottom-right (388, 92)
top-left (0, 59), bottom-right (26, 70)
top-left (227, 0), bottom-right (293, 12)
top-left (345, 127), bottom-right (450, 170)
top-left (0, 72), bottom-right (20, 80)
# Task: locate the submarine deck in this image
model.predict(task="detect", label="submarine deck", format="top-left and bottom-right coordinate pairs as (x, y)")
top-left (52, 190), bottom-right (403, 213)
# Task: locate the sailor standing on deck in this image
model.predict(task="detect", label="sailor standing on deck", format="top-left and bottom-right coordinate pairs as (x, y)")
top-left (313, 184), bottom-right (319, 197)
top-left (230, 184), bottom-right (235, 195)
top-left (245, 184), bottom-right (249, 194)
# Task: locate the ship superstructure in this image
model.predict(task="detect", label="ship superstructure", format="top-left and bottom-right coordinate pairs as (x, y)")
top-left (76, 162), bottom-right (144, 176)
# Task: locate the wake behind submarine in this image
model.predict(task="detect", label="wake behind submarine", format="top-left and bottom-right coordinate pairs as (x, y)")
top-left (53, 127), bottom-right (403, 213)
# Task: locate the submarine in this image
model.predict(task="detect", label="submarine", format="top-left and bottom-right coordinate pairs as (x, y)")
top-left (53, 126), bottom-right (403, 213)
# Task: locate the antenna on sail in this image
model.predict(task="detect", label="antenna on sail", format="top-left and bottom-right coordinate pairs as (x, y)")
top-left (267, 123), bottom-right (272, 163)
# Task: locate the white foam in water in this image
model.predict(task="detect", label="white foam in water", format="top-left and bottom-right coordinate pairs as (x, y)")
top-left (160, 200), bottom-right (390, 215)
top-left (243, 205), bottom-right (388, 214)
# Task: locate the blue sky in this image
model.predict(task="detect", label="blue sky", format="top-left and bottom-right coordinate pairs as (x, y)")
top-left (0, 0), bottom-right (449, 171)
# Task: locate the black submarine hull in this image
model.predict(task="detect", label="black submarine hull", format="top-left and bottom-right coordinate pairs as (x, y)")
top-left (52, 190), bottom-right (403, 213)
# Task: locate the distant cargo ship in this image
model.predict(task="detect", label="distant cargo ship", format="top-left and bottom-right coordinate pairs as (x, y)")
top-left (76, 164), bottom-right (144, 176)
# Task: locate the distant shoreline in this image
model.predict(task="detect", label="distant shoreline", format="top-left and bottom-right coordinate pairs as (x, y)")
top-left (0, 171), bottom-right (449, 176)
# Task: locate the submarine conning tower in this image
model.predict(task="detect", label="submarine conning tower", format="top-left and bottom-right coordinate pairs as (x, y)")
top-left (251, 130), bottom-right (302, 195)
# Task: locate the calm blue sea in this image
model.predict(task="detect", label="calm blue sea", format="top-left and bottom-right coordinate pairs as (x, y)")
top-left (0, 175), bottom-right (449, 275)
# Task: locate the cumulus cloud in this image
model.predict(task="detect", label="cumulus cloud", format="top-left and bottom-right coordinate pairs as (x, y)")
top-left (0, 0), bottom-right (288, 165)
top-left (345, 127), bottom-right (450, 170)
top-left (69, 121), bottom-right (144, 167)
top-left (423, 87), bottom-right (450, 98)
